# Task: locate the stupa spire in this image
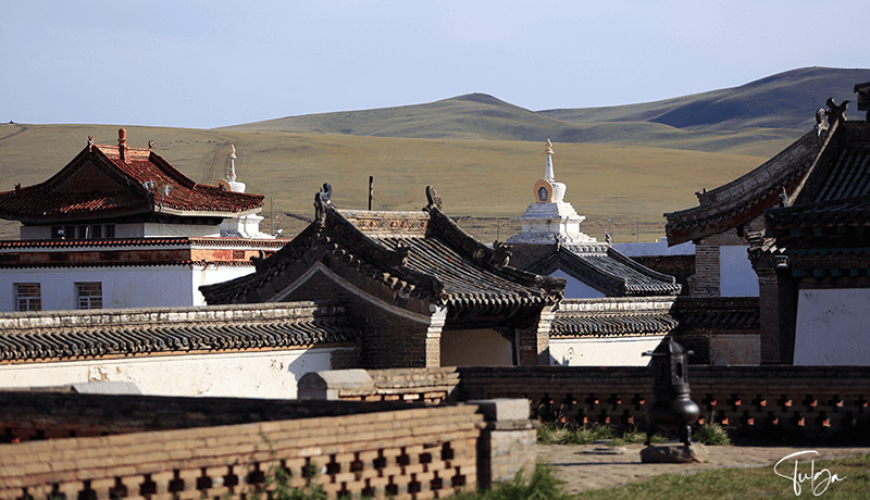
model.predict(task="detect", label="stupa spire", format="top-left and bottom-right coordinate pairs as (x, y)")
top-left (227, 144), bottom-right (237, 183)
top-left (505, 139), bottom-right (595, 245)
top-left (544, 139), bottom-right (555, 182)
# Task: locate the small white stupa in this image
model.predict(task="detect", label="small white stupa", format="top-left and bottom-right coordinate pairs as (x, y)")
top-left (219, 145), bottom-right (274, 239)
top-left (506, 139), bottom-right (596, 244)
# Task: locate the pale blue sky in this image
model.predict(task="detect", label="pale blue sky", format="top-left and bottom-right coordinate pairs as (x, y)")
top-left (1, 0), bottom-right (866, 129)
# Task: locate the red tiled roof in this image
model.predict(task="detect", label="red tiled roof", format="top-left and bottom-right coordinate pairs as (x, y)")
top-left (0, 142), bottom-right (263, 224)
top-left (0, 260), bottom-right (255, 270)
top-left (0, 237), bottom-right (289, 250)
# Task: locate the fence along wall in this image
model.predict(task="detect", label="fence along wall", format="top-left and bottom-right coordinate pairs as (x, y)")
top-left (302, 366), bottom-right (870, 441)
top-left (0, 404), bottom-right (483, 500)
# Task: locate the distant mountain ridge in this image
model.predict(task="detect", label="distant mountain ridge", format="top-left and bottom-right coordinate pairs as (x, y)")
top-left (220, 67), bottom-right (870, 153)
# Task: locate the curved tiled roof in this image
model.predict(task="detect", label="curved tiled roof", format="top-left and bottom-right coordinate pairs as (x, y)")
top-left (0, 302), bottom-right (357, 362)
top-left (664, 130), bottom-right (820, 245)
top-left (0, 260), bottom-right (255, 270)
top-left (201, 188), bottom-right (565, 316)
top-left (674, 307), bottom-right (760, 331)
top-left (0, 142), bottom-right (263, 224)
top-left (767, 194), bottom-right (870, 229)
top-left (0, 237), bottom-right (288, 250)
top-left (551, 310), bottom-right (678, 337)
top-left (511, 243), bottom-right (681, 297)
top-left (670, 297), bottom-right (760, 332)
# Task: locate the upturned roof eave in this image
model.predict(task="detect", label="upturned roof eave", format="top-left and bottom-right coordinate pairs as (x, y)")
top-left (664, 129), bottom-right (821, 245)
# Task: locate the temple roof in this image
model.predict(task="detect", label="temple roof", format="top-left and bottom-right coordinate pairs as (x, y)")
top-left (0, 132), bottom-right (263, 224)
top-left (551, 310), bottom-right (678, 337)
top-left (200, 186), bottom-right (565, 319)
top-left (665, 114), bottom-right (870, 246)
top-left (550, 298), bottom-right (678, 337)
top-left (670, 297), bottom-right (760, 332)
top-left (509, 243), bottom-right (682, 297)
top-left (0, 302), bottom-right (357, 362)
top-left (664, 130), bottom-right (820, 245)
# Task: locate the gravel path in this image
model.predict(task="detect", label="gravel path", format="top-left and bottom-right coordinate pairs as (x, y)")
top-left (537, 443), bottom-right (870, 495)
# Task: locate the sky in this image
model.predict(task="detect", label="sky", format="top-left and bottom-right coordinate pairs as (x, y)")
top-left (1, 0), bottom-right (866, 130)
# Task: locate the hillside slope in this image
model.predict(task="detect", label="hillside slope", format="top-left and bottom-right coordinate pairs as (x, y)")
top-left (221, 67), bottom-right (868, 151)
top-left (540, 67), bottom-right (870, 130)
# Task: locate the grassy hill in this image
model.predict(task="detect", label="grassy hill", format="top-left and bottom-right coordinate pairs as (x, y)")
top-left (0, 124), bottom-right (773, 243)
top-left (221, 67), bottom-right (869, 153)
top-left (542, 67), bottom-right (870, 131)
top-left (1, 66), bottom-right (866, 243)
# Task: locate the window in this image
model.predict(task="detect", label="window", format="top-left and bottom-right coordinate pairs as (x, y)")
top-left (90, 225), bottom-right (102, 239)
top-left (64, 225), bottom-right (75, 240)
top-left (76, 282), bottom-right (102, 309)
top-left (15, 283), bottom-right (41, 312)
top-left (51, 226), bottom-right (63, 239)
top-left (77, 225), bottom-right (89, 239)
top-left (104, 225), bottom-right (116, 239)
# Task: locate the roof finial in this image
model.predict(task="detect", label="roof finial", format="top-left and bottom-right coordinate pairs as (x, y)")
top-left (227, 144), bottom-right (237, 183)
top-left (118, 128), bottom-right (127, 162)
top-left (544, 139), bottom-right (555, 182)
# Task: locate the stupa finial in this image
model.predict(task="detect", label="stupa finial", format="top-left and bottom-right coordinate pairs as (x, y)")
top-left (227, 144), bottom-right (237, 183)
top-left (544, 139), bottom-right (555, 182)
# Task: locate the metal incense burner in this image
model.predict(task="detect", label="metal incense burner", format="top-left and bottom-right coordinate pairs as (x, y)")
top-left (643, 337), bottom-right (700, 445)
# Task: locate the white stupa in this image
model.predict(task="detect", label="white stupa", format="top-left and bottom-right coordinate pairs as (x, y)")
top-left (219, 145), bottom-right (274, 239)
top-left (506, 139), bottom-right (596, 244)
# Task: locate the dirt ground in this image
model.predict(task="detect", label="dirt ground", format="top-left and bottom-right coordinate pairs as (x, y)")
top-left (536, 443), bottom-right (870, 495)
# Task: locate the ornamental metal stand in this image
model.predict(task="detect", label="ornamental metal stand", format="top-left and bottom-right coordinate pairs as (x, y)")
top-left (643, 336), bottom-right (700, 446)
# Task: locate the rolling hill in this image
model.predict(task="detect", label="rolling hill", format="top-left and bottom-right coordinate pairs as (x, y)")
top-left (1, 66), bottom-right (867, 243)
top-left (221, 67), bottom-right (870, 154)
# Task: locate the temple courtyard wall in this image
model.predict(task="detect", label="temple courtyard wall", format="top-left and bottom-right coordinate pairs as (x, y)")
top-left (0, 393), bottom-right (534, 500)
top-left (300, 366), bottom-right (870, 442)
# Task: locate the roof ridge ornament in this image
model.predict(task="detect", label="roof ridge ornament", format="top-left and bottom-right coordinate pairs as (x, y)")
top-left (314, 183), bottom-right (333, 225)
top-left (825, 97), bottom-right (850, 127)
top-left (424, 185), bottom-right (443, 212)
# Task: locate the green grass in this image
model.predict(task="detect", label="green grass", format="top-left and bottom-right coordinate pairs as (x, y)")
top-left (537, 423), bottom-right (668, 446)
top-left (9, 68), bottom-right (866, 243)
top-left (0, 122), bottom-right (776, 243)
top-left (454, 464), bottom-right (574, 500)
top-left (574, 454), bottom-right (870, 500)
top-left (693, 422), bottom-right (732, 446)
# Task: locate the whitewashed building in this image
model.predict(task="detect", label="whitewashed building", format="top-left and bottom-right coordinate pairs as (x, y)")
top-left (0, 130), bottom-right (286, 312)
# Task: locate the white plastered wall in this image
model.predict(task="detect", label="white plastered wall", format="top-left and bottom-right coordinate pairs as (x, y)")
top-left (440, 329), bottom-right (512, 366)
top-left (1, 265), bottom-right (254, 311)
top-left (794, 288), bottom-right (870, 365)
top-left (549, 336), bottom-right (663, 366)
top-left (0, 347), bottom-right (349, 398)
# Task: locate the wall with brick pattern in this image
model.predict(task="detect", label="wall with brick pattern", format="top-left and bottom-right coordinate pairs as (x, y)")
top-left (0, 403), bottom-right (484, 500)
top-left (305, 366), bottom-right (870, 441)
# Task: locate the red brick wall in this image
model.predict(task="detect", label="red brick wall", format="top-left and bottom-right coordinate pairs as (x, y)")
top-left (0, 405), bottom-right (483, 500)
top-left (315, 366), bottom-right (870, 441)
top-left (460, 366), bottom-right (870, 440)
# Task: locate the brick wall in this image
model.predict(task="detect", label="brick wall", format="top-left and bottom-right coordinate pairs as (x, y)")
top-left (0, 403), bottom-right (484, 500)
top-left (304, 366), bottom-right (870, 442)
top-left (464, 366), bottom-right (870, 441)
top-left (631, 255), bottom-right (694, 296)
top-left (281, 271), bottom-right (438, 368)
